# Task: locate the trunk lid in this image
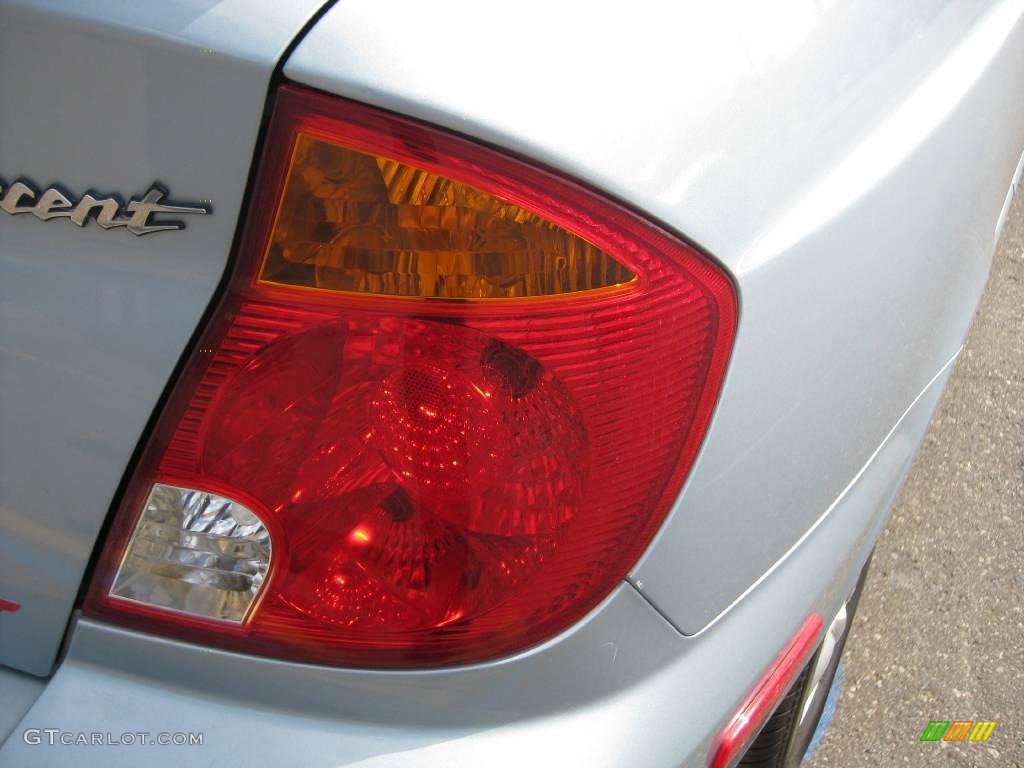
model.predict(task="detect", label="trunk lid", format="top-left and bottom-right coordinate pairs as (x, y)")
top-left (0, 0), bottom-right (328, 675)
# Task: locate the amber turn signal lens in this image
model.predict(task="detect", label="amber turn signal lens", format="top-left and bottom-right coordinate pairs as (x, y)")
top-left (260, 133), bottom-right (636, 299)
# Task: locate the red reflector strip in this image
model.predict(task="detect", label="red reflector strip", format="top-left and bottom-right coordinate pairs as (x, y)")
top-left (0, 598), bottom-right (20, 613)
top-left (709, 613), bottom-right (824, 768)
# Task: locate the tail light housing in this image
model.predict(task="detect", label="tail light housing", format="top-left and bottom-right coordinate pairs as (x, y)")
top-left (85, 86), bottom-right (736, 667)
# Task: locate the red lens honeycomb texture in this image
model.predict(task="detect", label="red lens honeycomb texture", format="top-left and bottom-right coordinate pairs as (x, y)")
top-left (85, 86), bottom-right (736, 667)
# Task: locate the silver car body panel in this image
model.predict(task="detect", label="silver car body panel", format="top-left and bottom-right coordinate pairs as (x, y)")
top-left (285, 0), bottom-right (1024, 632)
top-left (0, 0), bottom-right (329, 675)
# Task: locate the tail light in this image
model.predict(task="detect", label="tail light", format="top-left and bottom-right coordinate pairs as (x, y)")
top-left (84, 86), bottom-right (736, 667)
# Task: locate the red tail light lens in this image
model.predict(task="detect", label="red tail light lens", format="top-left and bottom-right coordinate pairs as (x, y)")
top-left (85, 86), bottom-right (736, 667)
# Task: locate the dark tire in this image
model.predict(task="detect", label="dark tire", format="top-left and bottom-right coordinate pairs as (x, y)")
top-left (738, 554), bottom-right (871, 767)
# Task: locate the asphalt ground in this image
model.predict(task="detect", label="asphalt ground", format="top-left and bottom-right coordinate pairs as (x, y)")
top-left (809, 192), bottom-right (1024, 766)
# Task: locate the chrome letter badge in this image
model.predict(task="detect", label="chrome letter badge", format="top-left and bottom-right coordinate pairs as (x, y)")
top-left (0, 178), bottom-right (210, 236)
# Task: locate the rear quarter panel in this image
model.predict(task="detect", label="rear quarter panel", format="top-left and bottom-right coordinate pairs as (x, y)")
top-left (285, 0), bottom-right (1024, 632)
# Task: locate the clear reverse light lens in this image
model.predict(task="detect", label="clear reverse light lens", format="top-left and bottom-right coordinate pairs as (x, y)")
top-left (110, 483), bottom-right (271, 622)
